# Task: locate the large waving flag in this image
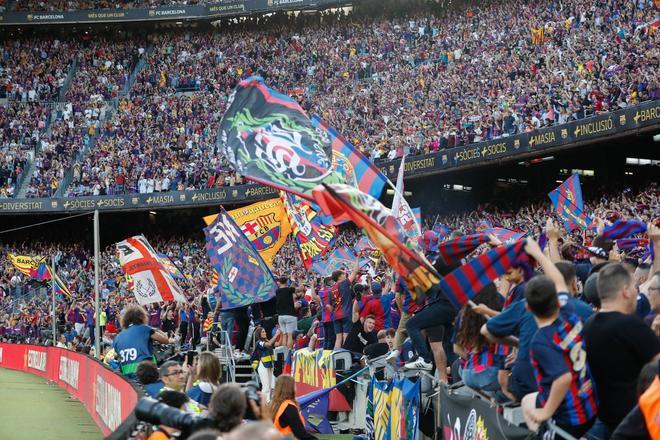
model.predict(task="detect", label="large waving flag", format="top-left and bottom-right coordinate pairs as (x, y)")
top-left (204, 198), bottom-right (292, 268)
top-left (204, 208), bottom-right (277, 309)
top-left (313, 183), bottom-right (439, 297)
top-left (282, 192), bottom-right (336, 269)
top-left (602, 219), bottom-right (647, 240)
top-left (439, 241), bottom-right (527, 308)
top-left (218, 76), bottom-right (343, 199)
top-left (116, 235), bottom-right (187, 305)
top-left (311, 115), bottom-right (387, 199)
top-left (548, 174), bottom-right (592, 230)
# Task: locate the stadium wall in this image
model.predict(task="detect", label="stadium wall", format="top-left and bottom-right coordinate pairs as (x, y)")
top-left (0, 101), bottom-right (657, 215)
top-left (0, 343), bottom-right (139, 436)
top-left (0, 0), bottom-right (349, 25)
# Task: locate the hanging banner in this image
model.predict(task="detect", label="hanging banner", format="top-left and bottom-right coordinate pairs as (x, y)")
top-left (204, 198), bottom-right (291, 267)
top-left (367, 377), bottom-right (421, 440)
top-left (440, 385), bottom-right (532, 440)
top-left (292, 348), bottom-right (351, 412)
top-left (204, 208), bottom-right (277, 309)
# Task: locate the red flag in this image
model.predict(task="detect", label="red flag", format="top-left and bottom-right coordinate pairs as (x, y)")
top-left (313, 183), bottom-right (438, 297)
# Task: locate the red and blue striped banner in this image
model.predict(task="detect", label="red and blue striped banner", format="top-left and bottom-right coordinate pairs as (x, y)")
top-left (437, 233), bottom-right (489, 265)
top-left (603, 219), bottom-right (647, 240)
top-left (439, 241), bottom-right (527, 309)
top-left (483, 227), bottom-right (525, 243)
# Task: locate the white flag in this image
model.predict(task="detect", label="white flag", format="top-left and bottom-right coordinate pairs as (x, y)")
top-left (116, 235), bottom-right (187, 305)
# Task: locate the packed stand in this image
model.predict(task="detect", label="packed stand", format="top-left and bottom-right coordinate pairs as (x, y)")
top-left (1, 37), bottom-right (77, 102)
top-left (65, 37), bottom-right (144, 104)
top-left (0, 102), bottom-right (51, 197)
top-left (13, 0), bottom-right (208, 12)
top-left (23, 110), bottom-right (100, 198)
top-left (66, 93), bottom-right (243, 197)
top-left (14, 0), bottom-right (653, 197)
top-left (2, 178), bottom-right (660, 438)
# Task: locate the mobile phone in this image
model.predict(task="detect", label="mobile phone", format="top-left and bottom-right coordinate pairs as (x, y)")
top-left (187, 350), bottom-right (198, 366)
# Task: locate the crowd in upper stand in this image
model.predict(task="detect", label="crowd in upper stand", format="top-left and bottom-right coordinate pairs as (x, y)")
top-left (0, 0), bottom-right (658, 198)
top-left (13, 0), bottom-right (208, 12)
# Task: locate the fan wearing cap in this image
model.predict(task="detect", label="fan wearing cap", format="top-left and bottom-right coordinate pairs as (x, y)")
top-left (360, 280), bottom-right (394, 332)
top-left (586, 235), bottom-right (614, 276)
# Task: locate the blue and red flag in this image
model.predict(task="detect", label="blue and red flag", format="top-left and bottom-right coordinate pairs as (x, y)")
top-left (311, 115), bottom-right (387, 200)
top-left (483, 227), bottom-right (525, 243)
top-left (439, 241), bottom-right (527, 309)
top-left (436, 233), bottom-right (489, 265)
top-left (602, 219), bottom-right (647, 240)
top-left (615, 238), bottom-right (649, 250)
top-left (432, 223), bottom-right (451, 240)
top-left (548, 174), bottom-right (592, 231)
top-left (35, 261), bottom-right (72, 297)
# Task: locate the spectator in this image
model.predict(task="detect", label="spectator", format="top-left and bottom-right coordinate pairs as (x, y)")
top-left (137, 360), bottom-right (165, 398)
top-left (269, 375), bottom-right (316, 440)
top-left (186, 352), bottom-right (222, 407)
top-left (584, 263), bottom-right (660, 437)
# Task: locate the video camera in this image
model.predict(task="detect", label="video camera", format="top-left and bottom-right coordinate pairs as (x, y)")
top-left (134, 397), bottom-right (215, 440)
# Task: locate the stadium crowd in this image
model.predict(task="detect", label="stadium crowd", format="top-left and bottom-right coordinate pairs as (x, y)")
top-left (1, 0), bottom-right (658, 198)
top-left (1, 178), bottom-right (658, 438)
top-left (13, 0), bottom-right (208, 12)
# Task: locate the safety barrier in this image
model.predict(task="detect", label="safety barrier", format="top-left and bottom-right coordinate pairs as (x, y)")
top-left (0, 343), bottom-right (140, 436)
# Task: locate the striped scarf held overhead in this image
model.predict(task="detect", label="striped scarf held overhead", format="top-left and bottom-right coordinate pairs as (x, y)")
top-left (439, 241), bottom-right (527, 309)
top-left (616, 238), bottom-right (649, 250)
top-left (436, 233), bottom-right (489, 265)
top-left (602, 219), bottom-right (647, 240)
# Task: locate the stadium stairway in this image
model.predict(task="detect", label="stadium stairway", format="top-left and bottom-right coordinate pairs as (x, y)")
top-left (53, 49), bottom-right (151, 198)
top-left (57, 58), bottom-right (78, 103)
top-left (15, 58), bottom-right (77, 198)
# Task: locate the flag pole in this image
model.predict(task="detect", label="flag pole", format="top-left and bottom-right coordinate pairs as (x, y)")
top-left (94, 210), bottom-right (101, 358)
top-left (51, 255), bottom-right (56, 347)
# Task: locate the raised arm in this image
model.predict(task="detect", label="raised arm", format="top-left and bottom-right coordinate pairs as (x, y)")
top-left (545, 218), bottom-right (562, 264)
top-left (524, 237), bottom-right (568, 293)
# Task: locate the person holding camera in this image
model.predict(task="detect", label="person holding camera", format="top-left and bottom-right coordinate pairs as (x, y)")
top-left (147, 390), bottom-right (191, 440)
top-left (270, 375), bottom-right (316, 439)
top-left (113, 304), bottom-right (173, 378)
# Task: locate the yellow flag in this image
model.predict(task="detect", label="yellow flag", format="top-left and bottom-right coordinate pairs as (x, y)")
top-left (7, 253), bottom-right (43, 277)
top-left (203, 198), bottom-right (291, 268)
